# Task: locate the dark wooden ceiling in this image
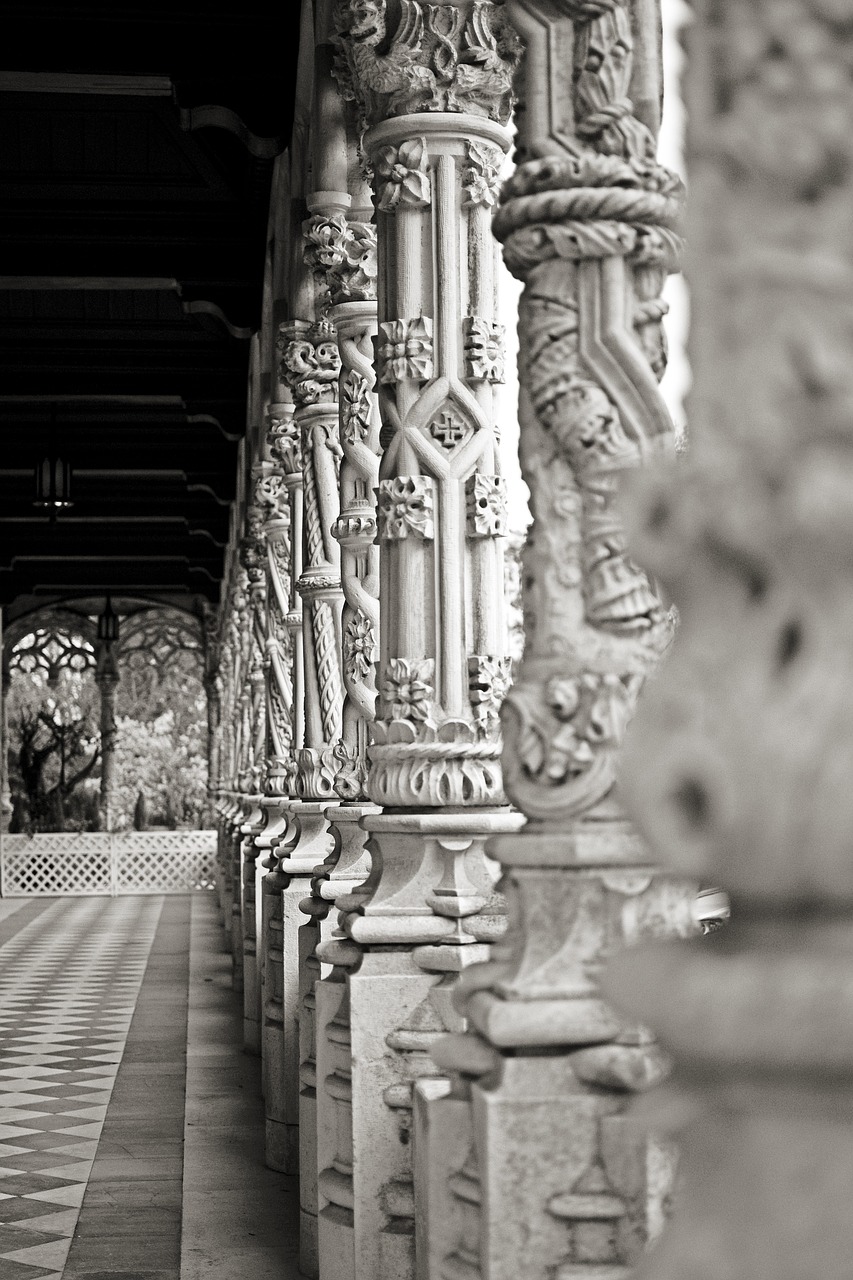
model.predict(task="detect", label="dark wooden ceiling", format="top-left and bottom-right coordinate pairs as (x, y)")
top-left (0, 1), bottom-right (300, 621)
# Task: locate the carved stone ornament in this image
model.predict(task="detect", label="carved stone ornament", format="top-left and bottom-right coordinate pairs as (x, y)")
top-left (343, 609), bottom-right (377, 683)
top-left (428, 408), bottom-right (471, 452)
top-left (295, 746), bottom-right (339, 801)
top-left (377, 317), bottom-right (434, 384)
top-left (255, 471), bottom-right (289, 523)
top-left (268, 409), bottom-right (302, 475)
top-left (463, 316), bottom-right (505, 382)
top-left (462, 139), bottom-right (503, 207)
top-left (377, 476), bottom-right (435, 541)
top-left (278, 320), bottom-right (342, 407)
top-left (503, 671), bottom-right (643, 807)
top-left (332, 739), bottom-right (369, 801)
top-left (303, 212), bottom-right (378, 303)
top-left (341, 368), bottom-right (373, 445)
top-left (466, 473), bottom-right (508, 537)
top-left (334, 0), bottom-right (522, 130)
top-left (468, 654), bottom-right (512, 737)
top-left (380, 657), bottom-right (435, 724)
top-left (374, 137), bottom-right (431, 212)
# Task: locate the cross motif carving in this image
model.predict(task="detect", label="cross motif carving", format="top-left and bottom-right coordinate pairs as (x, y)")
top-left (429, 410), bottom-right (468, 450)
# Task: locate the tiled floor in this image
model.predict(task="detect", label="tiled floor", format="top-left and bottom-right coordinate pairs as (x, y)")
top-left (0, 896), bottom-right (163, 1280)
top-left (0, 892), bottom-right (299, 1280)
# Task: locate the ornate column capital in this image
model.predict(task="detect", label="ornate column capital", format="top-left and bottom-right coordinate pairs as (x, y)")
top-left (334, 0), bottom-right (522, 131)
top-left (277, 319), bottom-right (342, 410)
top-left (303, 213), bottom-right (378, 306)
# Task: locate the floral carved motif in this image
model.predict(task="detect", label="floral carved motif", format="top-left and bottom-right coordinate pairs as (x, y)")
top-left (462, 140), bottom-right (503, 207)
top-left (343, 610), bottom-right (378, 684)
top-left (381, 657), bottom-right (435, 724)
top-left (377, 476), bottom-right (435, 541)
top-left (334, 0), bottom-right (522, 129)
top-left (463, 316), bottom-right (505, 382)
top-left (303, 213), bottom-right (377, 302)
top-left (377, 317), bottom-right (434, 384)
top-left (468, 655), bottom-right (512, 737)
top-left (375, 138), bottom-right (431, 212)
top-left (278, 321), bottom-right (341, 407)
top-left (466, 474), bottom-right (507, 538)
top-left (341, 369), bottom-right (373, 445)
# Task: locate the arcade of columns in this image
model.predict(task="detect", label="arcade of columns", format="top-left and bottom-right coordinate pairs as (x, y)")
top-left (213, 1), bottom-right (834, 1277)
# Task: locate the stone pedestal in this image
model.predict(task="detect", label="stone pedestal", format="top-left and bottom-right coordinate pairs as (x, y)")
top-left (259, 801), bottom-right (297, 1171)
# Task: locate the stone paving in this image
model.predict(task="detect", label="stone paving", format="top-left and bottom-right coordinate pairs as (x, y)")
top-left (0, 892), bottom-right (298, 1280)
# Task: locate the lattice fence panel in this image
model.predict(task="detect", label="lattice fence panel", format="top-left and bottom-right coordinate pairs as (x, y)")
top-left (1, 832), bottom-right (217, 896)
top-left (114, 832), bottom-right (217, 894)
top-left (2, 835), bottom-right (112, 896)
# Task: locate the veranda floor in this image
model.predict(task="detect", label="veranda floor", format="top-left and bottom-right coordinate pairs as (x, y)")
top-left (0, 891), bottom-right (299, 1280)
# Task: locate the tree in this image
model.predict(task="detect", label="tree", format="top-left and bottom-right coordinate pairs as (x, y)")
top-left (7, 667), bottom-right (101, 833)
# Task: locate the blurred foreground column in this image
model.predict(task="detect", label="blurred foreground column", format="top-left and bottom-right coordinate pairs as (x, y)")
top-left (430, 2), bottom-right (696, 1278)
top-left (605, 2), bottom-right (853, 1276)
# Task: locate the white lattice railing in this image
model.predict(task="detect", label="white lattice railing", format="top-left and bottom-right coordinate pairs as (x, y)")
top-left (0, 831), bottom-right (217, 896)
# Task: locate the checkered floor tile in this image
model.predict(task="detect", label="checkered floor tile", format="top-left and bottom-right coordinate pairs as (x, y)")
top-left (0, 896), bottom-right (163, 1280)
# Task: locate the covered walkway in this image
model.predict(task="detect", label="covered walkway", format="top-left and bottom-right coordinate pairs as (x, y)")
top-left (0, 894), bottom-right (297, 1280)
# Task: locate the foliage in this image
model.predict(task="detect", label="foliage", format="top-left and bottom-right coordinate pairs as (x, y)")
top-left (7, 667), bottom-right (101, 834)
top-left (6, 619), bottom-right (210, 833)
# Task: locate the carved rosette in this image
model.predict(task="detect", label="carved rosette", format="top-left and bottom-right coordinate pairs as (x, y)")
top-left (335, 0), bottom-right (521, 811)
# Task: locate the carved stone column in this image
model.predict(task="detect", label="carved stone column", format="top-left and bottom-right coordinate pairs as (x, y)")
top-left (332, 7), bottom-right (525, 1280)
top-left (256, 397), bottom-right (304, 1173)
top-left (303, 161), bottom-right (380, 1278)
top-left (426, 3), bottom-right (696, 1279)
top-left (602, 1), bottom-right (853, 1275)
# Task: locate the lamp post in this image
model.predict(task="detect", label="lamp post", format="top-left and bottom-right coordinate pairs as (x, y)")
top-left (96, 598), bottom-right (120, 833)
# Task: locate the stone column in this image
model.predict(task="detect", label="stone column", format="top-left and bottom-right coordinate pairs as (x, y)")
top-left (602, 1), bottom-right (853, 1275)
top-left (332, 7), bottom-right (525, 1279)
top-left (301, 61), bottom-right (380, 1273)
top-left (277, 317), bottom-right (349, 1271)
top-left (95, 647), bottom-right (119, 834)
top-left (423, 3), bottom-right (696, 1279)
top-left (256, 397), bottom-right (302, 1170)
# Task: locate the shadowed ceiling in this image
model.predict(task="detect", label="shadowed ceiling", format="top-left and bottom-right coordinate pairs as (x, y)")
top-left (0, 1), bottom-right (301, 623)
